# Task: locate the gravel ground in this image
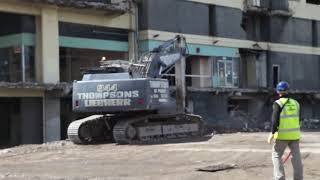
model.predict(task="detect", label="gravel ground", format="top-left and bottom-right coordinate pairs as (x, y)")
top-left (0, 132), bottom-right (319, 180)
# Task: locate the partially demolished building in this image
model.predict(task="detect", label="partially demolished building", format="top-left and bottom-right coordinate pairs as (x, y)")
top-left (0, 0), bottom-right (134, 146)
top-left (138, 0), bottom-right (320, 131)
top-left (1, 0), bottom-right (320, 147)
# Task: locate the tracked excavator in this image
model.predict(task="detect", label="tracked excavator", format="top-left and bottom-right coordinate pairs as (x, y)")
top-left (67, 35), bottom-right (204, 144)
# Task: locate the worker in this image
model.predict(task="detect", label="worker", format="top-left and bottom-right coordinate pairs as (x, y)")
top-left (267, 81), bottom-right (303, 180)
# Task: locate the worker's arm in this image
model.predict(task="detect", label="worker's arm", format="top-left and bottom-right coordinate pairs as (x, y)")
top-left (271, 103), bottom-right (281, 134)
top-left (299, 102), bottom-right (302, 123)
top-left (268, 103), bottom-right (281, 144)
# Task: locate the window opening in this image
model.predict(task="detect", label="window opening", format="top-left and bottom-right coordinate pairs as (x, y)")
top-left (272, 64), bottom-right (280, 88)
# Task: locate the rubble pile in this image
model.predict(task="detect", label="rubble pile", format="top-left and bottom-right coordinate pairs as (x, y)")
top-left (230, 110), bottom-right (261, 132)
top-left (301, 118), bottom-right (320, 129)
top-left (0, 81), bottom-right (72, 95)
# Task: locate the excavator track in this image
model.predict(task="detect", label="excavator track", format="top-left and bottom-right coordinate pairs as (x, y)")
top-left (113, 114), bottom-right (204, 144)
top-left (67, 115), bottom-right (113, 144)
top-left (68, 113), bottom-right (204, 145)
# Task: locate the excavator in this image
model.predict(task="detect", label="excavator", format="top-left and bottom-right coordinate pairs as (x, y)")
top-left (67, 35), bottom-right (204, 144)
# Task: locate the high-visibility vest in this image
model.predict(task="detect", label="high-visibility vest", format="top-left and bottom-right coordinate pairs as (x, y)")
top-left (274, 97), bottom-right (301, 140)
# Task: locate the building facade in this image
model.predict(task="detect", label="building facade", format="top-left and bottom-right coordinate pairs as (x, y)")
top-left (1, 0), bottom-right (320, 147)
top-left (0, 0), bottom-right (135, 147)
top-left (138, 0), bottom-right (320, 130)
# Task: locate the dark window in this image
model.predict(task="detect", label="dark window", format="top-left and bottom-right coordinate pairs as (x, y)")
top-left (59, 22), bottom-right (129, 41)
top-left (306, 0), bottom-right (320, 5)
top-left (209, 5), bottom-right (216, 36)
top-left (312, 20), bottom-right (318, 47)
top-left (272, 64), bottom-right (280, 88)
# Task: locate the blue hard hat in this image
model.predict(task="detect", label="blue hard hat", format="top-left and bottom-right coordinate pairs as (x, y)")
top-left (276, 81), bottom-right (289, 91)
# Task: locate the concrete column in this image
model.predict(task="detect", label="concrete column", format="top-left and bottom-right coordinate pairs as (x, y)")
top-left (175, 56), bottom-right (186, 113)
top-left (43, 93), bottom-right (61, 142)
top-left (199, 57), bottom-right (213, 88)
top-left (191, 57), bottom-right (212, 88)
top-left (256, 52), bottom-right (267, 87)
top-left (128, 33), bottom-right (136, 61)
top-left (35, 16), bottom-right (43, 82)
top-left (40, 6), bottom-right (61, 142)
top-left (191, 57), bottom-right (201, 88)
top-left (128, 1), bottom-right (138, 61)
top-left (40, 6), bottom-right (60, 83)
top-left (246, 52), bottom-right (267, 88)
top-left (246, 54), bottom-right (257, 88)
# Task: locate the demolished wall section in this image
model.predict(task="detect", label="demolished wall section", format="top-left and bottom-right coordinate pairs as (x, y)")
top-left (19, 0), bottom-right (129, 12)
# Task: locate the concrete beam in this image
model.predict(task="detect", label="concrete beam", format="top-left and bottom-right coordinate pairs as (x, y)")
top-left (140, 30), bottom-right (320, 56)
top-left (0, 1), bottom-right (41, 15)
top-left (58, 10), bottom-right (131, 30)
top-left (0, 1), bottom-right (131, 30)
top-left (187, 0), bottom-right (320, 21)
top-left (20, 0), bottom-right (129, 12)
top-left (0, 89), bottom-right (44, 97)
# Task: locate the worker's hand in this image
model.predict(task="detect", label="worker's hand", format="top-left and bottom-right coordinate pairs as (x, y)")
top-left (267, 133), bottom-right (274, 144)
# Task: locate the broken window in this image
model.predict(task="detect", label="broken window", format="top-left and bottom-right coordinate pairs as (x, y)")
top-left (59, 48), bottom-right (128, 82)
top-left (0, 46), bottom-right (35, 82)
top-left (213, 57), bottom-right (239, 88)
top-left (59, 22), bottom-right (129, 82)
top-left (0, 12), bottom-right (36, 83)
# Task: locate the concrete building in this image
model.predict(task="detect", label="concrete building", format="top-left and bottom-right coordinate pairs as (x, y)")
top-left (0, 0), bottom-right (135, 147)
top-left (1, 0), bottom-right (320, 147)
top-left (138, 0), bottom-right (320, 130)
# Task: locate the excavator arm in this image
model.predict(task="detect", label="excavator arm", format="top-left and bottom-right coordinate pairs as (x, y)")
top-left (130, 35), bottom-right (187, 78)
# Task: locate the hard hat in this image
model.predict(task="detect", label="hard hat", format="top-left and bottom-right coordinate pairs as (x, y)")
top-left (276, 81), bottom-right (289, 92)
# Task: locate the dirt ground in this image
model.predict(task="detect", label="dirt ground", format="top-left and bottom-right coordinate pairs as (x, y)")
top-left (0, 132), bottom-right (319, 180)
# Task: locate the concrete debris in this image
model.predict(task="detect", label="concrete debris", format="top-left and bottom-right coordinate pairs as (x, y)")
top-left (197, 164), bottom-right (237, 172)
top-left (302, 118), bottom-right (320, 129)
top-left (0, 149), bottom-right (12, 155)
top-left (188, 86), bottom-right (320, 95)
top-left (0, 132), bottom-right (319, 179)
top-left (0, 141), bottom-right (73, 158)
top-left (19, 0), bottom-right (129, 12)
top-left (263, 121), bottom-right (271, 131)
top-left (230, 110), bottom-right (259, 132)
top-left (0, 81), bottom-right (72, 94)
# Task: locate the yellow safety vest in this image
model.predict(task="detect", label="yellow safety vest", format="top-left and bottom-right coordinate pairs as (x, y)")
top-left (274, 97), bottom-right (301, 140)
